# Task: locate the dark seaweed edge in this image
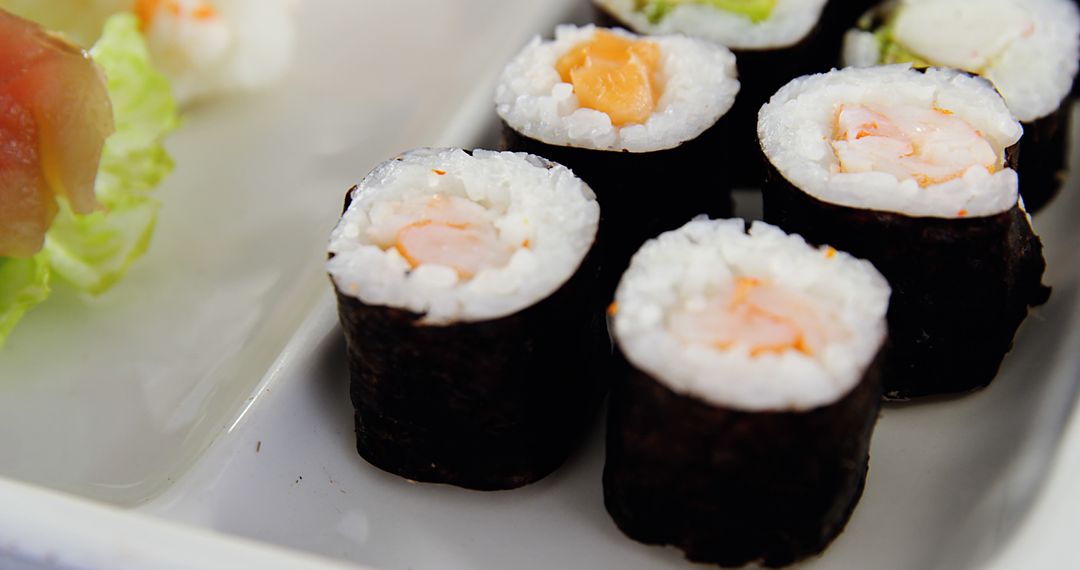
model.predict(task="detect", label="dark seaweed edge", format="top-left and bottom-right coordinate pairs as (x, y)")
top-left (1017, 103), bottom-right (1074, 212)
top-left (603, 343), bottom-right (884, 567)
top-left (501, 120), bottom-right (735, 300)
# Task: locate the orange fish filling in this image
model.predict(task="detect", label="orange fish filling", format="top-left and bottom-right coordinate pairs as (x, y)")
top-left (555, 30), bottom-right (662, 127)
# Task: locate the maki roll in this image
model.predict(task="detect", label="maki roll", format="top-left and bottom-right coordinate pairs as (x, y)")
top-left (327, 148), bottom-right (604, 490)
top-left (591, 0), bottom-right (837, 185)
top-left (605, 219), bottom-right (890, 567)
top-left (496, 25), bottom-right (739, 288)
top-left (843, 0), bottom-right (1080, 211)
top-left (758, 65), bottom-right (1050, 399)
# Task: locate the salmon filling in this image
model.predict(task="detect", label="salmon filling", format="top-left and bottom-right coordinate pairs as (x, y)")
top-left (668, 276), bottom-right (838, 357)
top-left (555, 30), bottom-right (662, 127)
top-left (368, 193), bottom-right (515, 279)
top-left (831, 103), bottom-right (1000, 188)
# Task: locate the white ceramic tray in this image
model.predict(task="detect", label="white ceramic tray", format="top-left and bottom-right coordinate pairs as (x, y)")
top-left (2, 1), bottom-right (1079, 568)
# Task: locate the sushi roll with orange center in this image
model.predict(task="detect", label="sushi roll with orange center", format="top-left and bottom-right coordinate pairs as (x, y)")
top-left (496, 25), bottom-right (740, 292)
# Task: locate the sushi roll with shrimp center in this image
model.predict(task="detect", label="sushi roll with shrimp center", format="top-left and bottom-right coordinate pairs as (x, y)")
top-left (328, 148), bottom-right (605, 490)
top-left (605, 219), bottom-right (890, 567)
top-left (759, 65), bottom-right (1050, 399)
top-left (843, 0), bottom-right (1080, 211)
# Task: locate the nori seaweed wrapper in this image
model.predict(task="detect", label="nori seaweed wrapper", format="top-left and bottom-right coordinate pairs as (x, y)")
top-left (592, 6), bottom-right (845, 187)
top-left (332, 189), bottom-right (609, 491)
top-left (603, 347), bottom-right (883, 567)
top-left (820, 0), bottom-right (880, 62)
top-left (761, 161), bottom-right (1050, 399)
top-left (822, 0), bottom-right (880, 31)
top-left (1017, 103), bottom-right (1074, 212)
top-left (501, 119), bottom-right (734, 295)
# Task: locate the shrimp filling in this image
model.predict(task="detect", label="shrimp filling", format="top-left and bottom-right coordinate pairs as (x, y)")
top-left (366, 192), bottom-right (515, 279)
top-left (555, 30), bottom-right (663, 127)
top-left (831, 104), bottom-right (1000, 188)
top-left (668, 277), bottom-right (838, 358)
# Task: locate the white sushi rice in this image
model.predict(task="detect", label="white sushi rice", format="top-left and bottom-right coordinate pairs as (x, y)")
top-left (613, 219), bottom-right (890, 412)
top-left (327, 148), bottom-right (600, 325)
top-left (758, 65), bottom-right (1023, 218)
top-left (843, 0), bottom-right (1080, 123)
top-left (594, 0), bottom-right (828, 50)
top-left (495, 24), bottom-right (739, 153)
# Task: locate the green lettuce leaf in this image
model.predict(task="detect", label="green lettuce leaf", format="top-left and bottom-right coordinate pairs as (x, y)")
top-left (875, 21), bottom-right (931, 68)
top-left (45, 197), bottom-right (159, 295)
top-left (0, 255), bottom-right (50, 348)
top-left (637, 0), bottom-right (777, 24)
top-left (44, 13), bottom-right (179, 293)
top-left (90, 13), bottom-right (180, 201)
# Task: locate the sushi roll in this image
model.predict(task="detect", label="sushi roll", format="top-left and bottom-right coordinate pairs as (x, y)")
top-left (758, 65), bottom-right (1050, 399)
top-left (327, 148), bottom-right (605, 490)
top-left (605, 219), bottom-right (890, 567)
top-left (495, 25), bottom-right (740, 289)
top-left (843, 0), bottom-right (1080, 211)
top-left (591, 0), bottom-right (838, 185)
top-left (134, 0), bottom-right (297, 104)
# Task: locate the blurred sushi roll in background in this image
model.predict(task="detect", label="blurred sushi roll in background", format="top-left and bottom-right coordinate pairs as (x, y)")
top-left (327, 148), bottom-right (606, 490)
top-left (759, 65), bottom-right (1050, 399)
top-left (843, 0), bottom-right (1080, 212)
top-left (591, 0), bottom-right (840, 186)
top-left (0, 0), bottom-right (298, 105)
top-left (604, 219), bottom-right (889, 567)
top-left (496, 25), bottom-right (740, 291)
top-left (134, 0), bottom-right (296, 104)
